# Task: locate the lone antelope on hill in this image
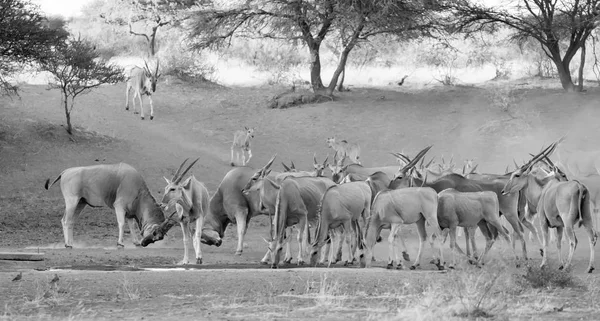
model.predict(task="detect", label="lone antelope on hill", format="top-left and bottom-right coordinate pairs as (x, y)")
top-left (231, 127), bottom-right (255, 166)
top-left (125, 60), bottom-right (161, 120)
top-left (326, 137), bottom-right (361, 164)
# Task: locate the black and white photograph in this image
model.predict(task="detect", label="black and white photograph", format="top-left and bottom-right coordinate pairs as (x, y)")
top-left (2, 0), bottom-right (600, 319)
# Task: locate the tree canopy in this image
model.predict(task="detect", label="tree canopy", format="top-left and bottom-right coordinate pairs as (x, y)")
top-left (450, 0), bottom-right (600, 92)
top-left (188, 0), bottom-right (442, 94)
top-left (0, 0), bottom-right (67, 95)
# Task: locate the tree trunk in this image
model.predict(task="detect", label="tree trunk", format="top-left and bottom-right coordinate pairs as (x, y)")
top-left (326, 47), bottom-right (353, 96)
top-left (63, 92), bottom-right (72, 135)
top-left (578, 44), bottom-right (586, 92)
top-left (336, 67), bottom-right (346, 92)
top-left (553, 58), bottom-right (576, 92)
top-left (149, 25), bottom-right (158, 57)
top-left (308, 43), bottom-right (325, 92)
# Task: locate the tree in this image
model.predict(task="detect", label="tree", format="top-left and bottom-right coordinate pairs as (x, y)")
top-left (40, 36), bottom-right (124, 135)
top-left (450, 0), bottom-right (600, 92)
top-left (0, 0), bottom-right (67, 95)
top-left (100, 0), bottom-right (198, 57)
top-left (189, 0), bottom-right (440, 95)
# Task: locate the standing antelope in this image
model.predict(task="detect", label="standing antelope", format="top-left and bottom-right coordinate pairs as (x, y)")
top-left (159, 158), bottom-right (210, 265)
top-left (125, 60), bottom-right (161, 120)
top-left (231, 127), bottom-right (255, 166)
top-left (326, 137), bottom-right (361, 164)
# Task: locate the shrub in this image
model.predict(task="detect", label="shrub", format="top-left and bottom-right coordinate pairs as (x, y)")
top-left (517, 264), bottom-right (580, 289)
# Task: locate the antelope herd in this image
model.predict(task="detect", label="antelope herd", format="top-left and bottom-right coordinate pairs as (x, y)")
top-left (45, 132), bottom-right (599, 273)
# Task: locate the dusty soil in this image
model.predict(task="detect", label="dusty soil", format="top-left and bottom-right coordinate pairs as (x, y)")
top-left (2, 79), bottom-right (600, 320)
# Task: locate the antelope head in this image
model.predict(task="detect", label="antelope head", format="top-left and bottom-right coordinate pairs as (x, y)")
top-left (328, 151), bottom-right (348, 183)
top-left (502, 141), bottom-right (559, 195)
top-left (313, 153), bottom-right (328, 177)
top-left (393, 145), bottom-right (433, 180)
top-left (161, 157), bottom-right (200, 210)
top-left (242, 154), bottom-right (276, 194)
top-left (143, 59), bottom-right (161, 93)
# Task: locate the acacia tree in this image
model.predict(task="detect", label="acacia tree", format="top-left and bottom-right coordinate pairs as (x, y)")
top-left (100, 0), bottom-right (198, 57)
top-left (0, 0), bottom-right (67, 95)
top-left (189, 0), bottom-right (439, 95)
top-left (40, 36), bottom-right (124, 135)
top-left (450, 0), bottom-right (600, 92)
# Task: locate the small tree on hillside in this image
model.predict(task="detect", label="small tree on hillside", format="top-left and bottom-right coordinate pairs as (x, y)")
top-left (450, 0), bottom-right (600, 92)
top-left (0, 0), bottom-right (67, 95)
top-left (40, 36), bottom-right (124, 135)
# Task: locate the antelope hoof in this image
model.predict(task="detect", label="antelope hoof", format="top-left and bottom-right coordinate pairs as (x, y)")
top-left (196, 258), bottom-right (202, 265)
top-left (588, 267), bottom-right (595, 273)
top-left (402, 251), bottom-right (411, 261)
top-left (134, 111), bottom-right (139, 114)
top-left (558, 265), bottom-right (564, 270)
top-left (235, 250), bottom-right (243, 256)
top-left (230, 162), bottom-right (235, 167)
top-left (539, 249), bottom-right (544, 256)
top-left (271, 264), bottom-right (278, 269)
top-left (516, 263), bottom-right (521, 268)
top-left (283, 258), bottom-right (292, 264)
top-left (409, 265), bottom-right (417, 270)
top-left (371, 256), bottom-right (376, 262)
top-left (141, 117), bottom-right (145, 120)
top-left (260, 260), bottom-right (269, 265)
top-left (297, 260), bottom-right (305, 266)
top-left (437, 264), bottom-right (445, 271)
top-left (64, 244), bottom-right (73, 249)
top-left (125, 107), bottom-right (129, 111)
top-left (150, 116), bottom-right (154, 120)
top-left (386, 263), bottom-right (394, 270)
top-left (395, 265), bottom-right (403, 270)
top-left (117, 243), bottom-right (125, 249)
top-left (343, 261), bottom-right (350, 266)
top-left (448, 265), bottom-right (455, 270)
top-left (468, 259), bottom-right (477, 265)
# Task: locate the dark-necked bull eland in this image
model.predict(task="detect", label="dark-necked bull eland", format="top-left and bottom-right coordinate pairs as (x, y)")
top-left (125, 60), bottom-right (161, 120)
top-left (45, 163), bottom-right (168, 248)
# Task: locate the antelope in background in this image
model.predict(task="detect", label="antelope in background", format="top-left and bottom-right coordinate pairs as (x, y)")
top-left (125, 60), bottom-right (161, 120)
top-left (231, 127), bottom-right (255, 166)
top-left (326, 137), bottom-right (361, 164)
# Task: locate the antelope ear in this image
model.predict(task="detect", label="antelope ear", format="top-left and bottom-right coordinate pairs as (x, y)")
top-left (264, 169), bottom-right (272, 177)
top-left (182, 176), bottom-right (193, 188)
top-left (164, 176), bottom-right (170, 184)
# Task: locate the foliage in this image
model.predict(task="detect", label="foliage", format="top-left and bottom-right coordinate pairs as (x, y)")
top-left (0, 0), bottom-right (68, 95)
top-left (99, 0), bottom-right (199, 56)
top-left (517, 265), bottom-right (580, 289)
top-left (39, 36), bottom-right (124, 135)
top-left (450, 0), bottom-right (600, 92)
top-left (188, 0), bottom-right (443, 95)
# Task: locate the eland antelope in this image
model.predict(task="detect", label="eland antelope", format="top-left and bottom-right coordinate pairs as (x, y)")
top-left (201, 166), bottom-right (280, 256)
top-left (326, 137), bottom-right (361, 164)
top-left (231, 127), bottom-right (255, 166)
top-left (437, 189), bottom-right (515, 268)
top-left (158, 158), bottom-right (210, 265)
top-left (502, 141), bottom-right (598, 273)
top-left (242, 155), bottom-right (335, 266)
top-left (125, 60), bottom-right (160, 120)
top-left (361, 187), bottom-right (444, 270)
top-left (308, 182), bottom-right (372, 266)
top-left (45, 163), bottom-right (169, 248)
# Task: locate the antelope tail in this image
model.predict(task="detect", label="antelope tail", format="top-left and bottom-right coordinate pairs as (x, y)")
top-left (578, 183), bottom-right (590, 229)
top-left (45, 174), bottom-right (63, 190)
